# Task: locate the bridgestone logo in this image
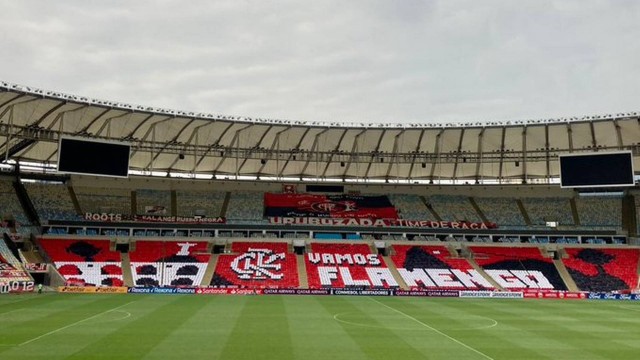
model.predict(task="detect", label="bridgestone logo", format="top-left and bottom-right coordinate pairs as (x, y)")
top-left (459, 291), bottom-right (524, 299)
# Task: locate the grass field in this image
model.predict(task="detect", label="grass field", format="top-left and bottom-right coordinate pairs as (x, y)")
top-left (1, 294), bottom-right (639, 359)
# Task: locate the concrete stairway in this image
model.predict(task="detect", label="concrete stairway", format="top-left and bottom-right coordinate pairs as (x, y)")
top-left (47, 266), bottom-right (67, 287)
top-left (219, 192), bottom-right (231, 218)
top-left (200, 254), bottom-right (220, 286)
top-left (466, 257), bottom-right (505, 291)
top-left (516, 199), bottom-right (532, 226)
top-left (446, 244), bottom-right (460, 258)
top-left (553, 259), bottom-right (579, 292)
top-left (296, 255), bottom-right (309, 288)
top-left (382, 255), bottom-right (408, 290)
top-left (569, 198), bottom-right (580, 226)
top-left (420, 195), bottom-right (442, 221)
top-left (636, 254), bottom-right (640, 289)
top-left (120, 253), bottom-right (134, 287)
top-left (469, 197), bottom-right (489, 223)
top-left (19, 248), bottom-right (43, 263)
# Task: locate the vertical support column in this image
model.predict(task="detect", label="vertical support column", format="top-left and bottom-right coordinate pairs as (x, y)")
top-left (5, 106), bottom-right (14, 163)
top-left (452, 128), bottom-right (465, 182)
top-left (498, 126), bottom-right (506, 184)
top-left (545, 124), bottom-right (551, 183)
top-left (429, 129), bottom-right (444, 183)
top-left (474, 128), bottom-right (484, 184)
top-left (522, 126), bottom-right (528, 184)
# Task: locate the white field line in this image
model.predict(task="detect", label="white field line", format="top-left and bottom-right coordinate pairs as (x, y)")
top-left (478, 317), bottom-right (498, 329)
top-left (101, 310), bottom-right (131, 322)
top-left (618, 305), bottom-right (640, 313)
top-left (0, 294), bottom-right (51, 306)
top-left (333, 312), bottom-right (422, 331)
top-left (369, 297), bottom-right (494, 360)
top-left (0, 308), bottom-right (23, 317)
top-left (459, 316), bottom-right (498, 330)
top-left (19, 300), bottom-right (137, 346)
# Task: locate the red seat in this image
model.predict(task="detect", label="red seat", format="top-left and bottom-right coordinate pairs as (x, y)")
top-left (305, 243), bottom-right (393, 289)
top-left (212, 242), bottom-right (299, 288)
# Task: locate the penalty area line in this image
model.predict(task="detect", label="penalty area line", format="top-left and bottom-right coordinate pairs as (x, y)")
top-left (368, 297), bottom-right (494, 360)
top-left (19, 300), bottom-right (138, 347)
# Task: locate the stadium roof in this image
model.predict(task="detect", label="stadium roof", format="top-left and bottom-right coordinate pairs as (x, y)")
top-left (0, 81), bottom-right (638, 183)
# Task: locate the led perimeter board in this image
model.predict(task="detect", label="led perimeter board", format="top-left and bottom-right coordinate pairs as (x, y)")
top-left (559, 151), bottom-right (634, 188)
top-left (57, 137), bottom-right (130, 178)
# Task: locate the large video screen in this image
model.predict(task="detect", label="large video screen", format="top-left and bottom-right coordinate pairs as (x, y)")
top-left (57, 137), bottom-right (130, 177)
top-left (559, 151), bottom-right (634, 188)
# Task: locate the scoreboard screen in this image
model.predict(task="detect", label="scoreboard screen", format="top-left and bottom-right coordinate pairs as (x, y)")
top-left (57, 137), bottom-right (130, 178)
top-left (559, 151), bottom-right (634, 188)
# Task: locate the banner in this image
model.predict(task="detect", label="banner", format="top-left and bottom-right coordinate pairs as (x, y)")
top-left (134, 215), bottom-right (226, 224)
top-left (23, 263), bottom-right (48, 272)
top-left (0, 269), bottom-right (31, 279)
top-left (459, 291), bottom-right (524, 299)
top-left (128, 287), bottom-right (196, 294)
top-left (264, 193), bottom-right (398, 219)
top-left (0, 261), bottom-right (32, 282)
top-left (0, 281), bottom-right (34, 294)
top-left (195, 288), bottom-right (264, 295)
top-left (263, 288), bottom-right (331, 295)
top-left (394, 290), bottom-right (460, 297)
top-left (84, 212), bottom-right (226, 224)
top-left (331, 288), bottom-right (393, 296)
top-left (269, 217), bottom-right (497, 229)
top-left (58, 286), bottom-right (128, 294)
top-left (522, 291), bottom-right (587, 299)
top-left (587, 293), bottom-right (640, 301)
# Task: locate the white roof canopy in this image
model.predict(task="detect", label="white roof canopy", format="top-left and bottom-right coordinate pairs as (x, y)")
top-left (1, 81), bottom-right (638, 183)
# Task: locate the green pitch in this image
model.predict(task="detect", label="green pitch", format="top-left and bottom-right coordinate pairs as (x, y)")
top-left (1, 294), bottom-right (639, 359)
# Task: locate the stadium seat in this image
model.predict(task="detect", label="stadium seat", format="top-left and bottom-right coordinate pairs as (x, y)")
top-left (391, 245), bottom-right (493, 290)
top-left (469, 246), bottom-right (566, 290)
top-left (211, 242), bottom-right (298, 288)
top-left (562, 247), bottom-right (640, 292)
top-left (40, 238), bottom-right (123, 286)
top-left (129, 240), bottom-right (210, 287)
top-left (305, 243), bottom-right (396, 289)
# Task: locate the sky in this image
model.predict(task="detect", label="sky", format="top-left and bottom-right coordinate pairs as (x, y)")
top-left (0, 0), bottom-right (639, 125)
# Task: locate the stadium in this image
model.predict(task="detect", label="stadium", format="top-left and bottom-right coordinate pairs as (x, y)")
top-left (0, 80), bottom-right (638, 359)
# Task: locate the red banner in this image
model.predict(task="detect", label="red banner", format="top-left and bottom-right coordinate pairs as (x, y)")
top-left (264, 193), bottom-right (398, 219)
top-left (134, 215), bottom-right (226, 224)
top-left (269, 217), bottom-right (497, 229)
top-left (84, 212), bottom-right (226, 224)
top-left (195, 288), bottom-right (264, 295)
top-left (0, 281), bottom-right (35, 294)
top-left (23, 263), bottom-right (48, 272)
top-left (523, 291), bottom-right (586, 299)
top-left (0, 261), bottom-right (31, 282)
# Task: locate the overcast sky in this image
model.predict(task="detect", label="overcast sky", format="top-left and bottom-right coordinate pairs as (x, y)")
top-left (0, 0), bottom-right (638, 124)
